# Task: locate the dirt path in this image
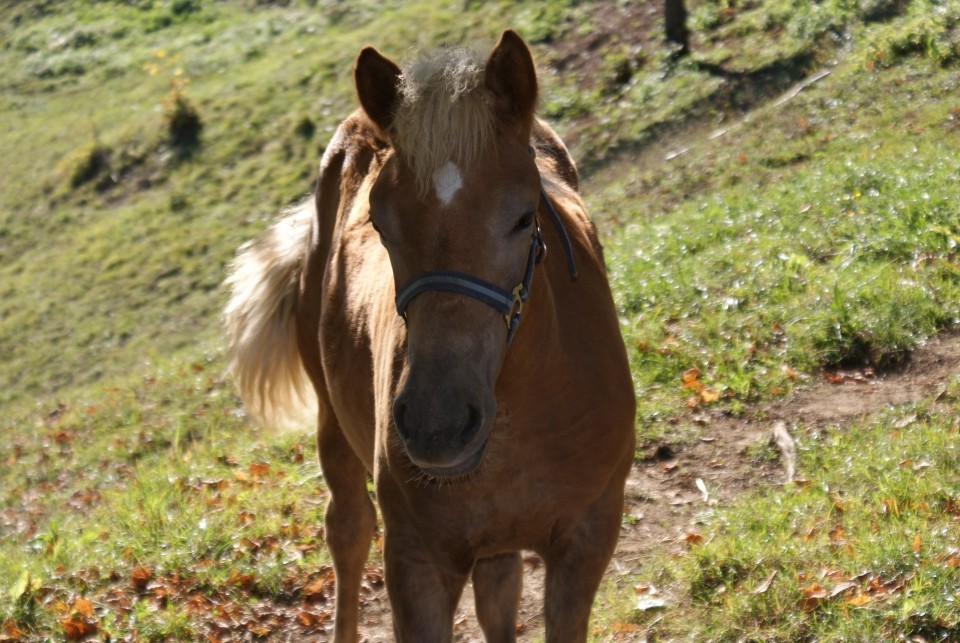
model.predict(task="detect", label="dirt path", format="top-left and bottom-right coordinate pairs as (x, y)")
top-left (342, 332), bottom-right (960, 642)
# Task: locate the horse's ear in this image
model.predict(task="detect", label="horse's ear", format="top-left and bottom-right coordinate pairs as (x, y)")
top-left (484, 30), bottom-right (538, 130)
top-left (355, 46), bottom-right (402, 134)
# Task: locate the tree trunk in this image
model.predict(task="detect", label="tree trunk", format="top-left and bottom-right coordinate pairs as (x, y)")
top-left (665, 0), bottom-right (690, 56)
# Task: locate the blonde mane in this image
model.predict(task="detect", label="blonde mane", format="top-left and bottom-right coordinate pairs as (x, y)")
top-left (393, 46), bottom-right (496, 196)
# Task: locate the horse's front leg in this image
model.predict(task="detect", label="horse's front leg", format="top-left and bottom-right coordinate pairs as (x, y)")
top-left (472, 552), bottom-right (522, 643)
top-left (541, 483), bottom-right (626, 643)
top-left (317, 412), bottom-right (376, 643)
top-left (381, 521), bottom-right (471, 643)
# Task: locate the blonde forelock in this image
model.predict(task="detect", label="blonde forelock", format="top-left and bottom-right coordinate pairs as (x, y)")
top-left (392, 46), bottom-right (496, 196)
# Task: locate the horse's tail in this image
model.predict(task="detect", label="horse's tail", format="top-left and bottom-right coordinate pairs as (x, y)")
top-left (223, 199), bottom-right (317, 429)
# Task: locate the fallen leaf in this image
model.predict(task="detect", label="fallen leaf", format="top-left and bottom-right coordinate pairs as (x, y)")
top-left (131, 566), bottom-right (152, 592)
top-left (828, 525), bottom-right (845, 542)
top-left (846, 593), bottom-right (871, 606)
top-left (912, 534), bottom-right (922, 554)
top-left (249, 462), bottom-right (271, 478)
top-left (635, 597), bottom-right (668, 612)
top-left (799, 581), bottom-right (826, 612)
top-left (60, 616), bottom-right (97, 641)
top-left (684, 532), bottom-right (703, 547)
top-left (246, 624), bottom-right (271, 637)
top-left (695, 478), bottom-right (709, 502)
top-left (290, 443), bottom-right (305, 463)
top-left (800, 526), bottom-right (818, 542)
top-left (828, 581), bottom-right (858, 598)
top-left (296, 611), bottom-right (316, 627)
top-left (700, 388), bottom-right (720, 403)
top-left (2, 619), bottom-right (24, 641)
top-left (751, 570), bottom-right (778, 595)
top-left (894, 414), bottom-right (918, 429)
top-left (219, 454), bottom-right (239, 467)
top-left (303, 569), bottom-right (335, 600)
top-left (71, 598), bottom-right (94, 618)
top-left (364, 567), bottom-right (385, 587)
top-left (228, 570), bottom-right (254, 588)
top-left (681, 368), bottom-right (702, 389)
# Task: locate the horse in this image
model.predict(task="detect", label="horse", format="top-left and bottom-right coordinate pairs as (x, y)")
top-left (224, 30), bottom-right (636, 643)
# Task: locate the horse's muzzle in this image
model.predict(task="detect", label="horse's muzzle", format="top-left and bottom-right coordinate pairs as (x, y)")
top-left (392, 395), bottom-right (491, 477)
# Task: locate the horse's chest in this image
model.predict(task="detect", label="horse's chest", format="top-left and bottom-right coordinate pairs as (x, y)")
top-left (393, 452), bottom-right (606, 554)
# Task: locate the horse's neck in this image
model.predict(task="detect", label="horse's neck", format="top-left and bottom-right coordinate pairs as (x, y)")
top-left (496, 267), bottom-right (563, 396)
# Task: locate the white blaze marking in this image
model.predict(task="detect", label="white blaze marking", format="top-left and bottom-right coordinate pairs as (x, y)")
top-left (432, 161), bottom-right (463, 206)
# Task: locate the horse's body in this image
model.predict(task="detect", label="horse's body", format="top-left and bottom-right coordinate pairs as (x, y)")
top-left (225, 31), bottom-right (635, 642)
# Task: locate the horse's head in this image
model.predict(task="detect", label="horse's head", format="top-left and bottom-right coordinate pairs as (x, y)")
top-left (355, 31), bottom-right (541, 478)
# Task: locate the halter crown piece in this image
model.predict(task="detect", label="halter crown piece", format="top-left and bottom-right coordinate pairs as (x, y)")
top-left (394, 147), bottom-right (578, 345)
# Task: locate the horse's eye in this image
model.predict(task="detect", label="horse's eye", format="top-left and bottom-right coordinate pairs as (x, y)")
top-left (515, 211), bottom-right (535, 231)
top-left (369, 216), bottom-right (382, 235)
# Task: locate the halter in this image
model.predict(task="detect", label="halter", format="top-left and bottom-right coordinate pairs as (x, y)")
top-left (394, 150), bottom-right (578, 345)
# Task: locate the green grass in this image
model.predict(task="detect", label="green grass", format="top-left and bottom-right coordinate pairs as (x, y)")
top-left (1, 358), bottom-right (331, 639)
top-left (604, 57), bottom-right (960, 433)
top-left (2, 0), bottom-right (960, 639)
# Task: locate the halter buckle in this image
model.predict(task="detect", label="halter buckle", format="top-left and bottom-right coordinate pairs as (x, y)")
top-left (504, 283), bottom-right (525, 330)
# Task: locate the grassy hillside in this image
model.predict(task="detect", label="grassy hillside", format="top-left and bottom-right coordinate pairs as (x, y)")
top-left (2, 0), bottom-right (960, 640)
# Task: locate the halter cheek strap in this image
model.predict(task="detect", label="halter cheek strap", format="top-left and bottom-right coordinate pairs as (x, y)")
top-left (393, 148), bottom-right (578, 345)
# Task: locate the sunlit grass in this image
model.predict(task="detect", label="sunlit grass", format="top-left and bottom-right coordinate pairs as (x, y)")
top-left (602, 56), bottom-right (960, 440)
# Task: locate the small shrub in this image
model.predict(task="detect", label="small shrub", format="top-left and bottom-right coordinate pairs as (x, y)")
top-left (163, 81), bottom-right (202, 150)
top-left (293, 115), bottom-right (315, 140)
top-left (64, 143), bottom-right (111, 188)
top-left (859, 0), bottom-right (909, 23)
top-left (170, 0), bottom-right (201, 16)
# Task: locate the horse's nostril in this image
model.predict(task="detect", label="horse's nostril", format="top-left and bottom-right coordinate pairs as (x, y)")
top-left (392, 401), bottom-right (410, 441)
top-left (458, 405), bottom-right (483, 445)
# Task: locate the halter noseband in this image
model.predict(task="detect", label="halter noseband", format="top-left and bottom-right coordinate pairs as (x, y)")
top-left (394, 150), bottom-right (578, 345)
